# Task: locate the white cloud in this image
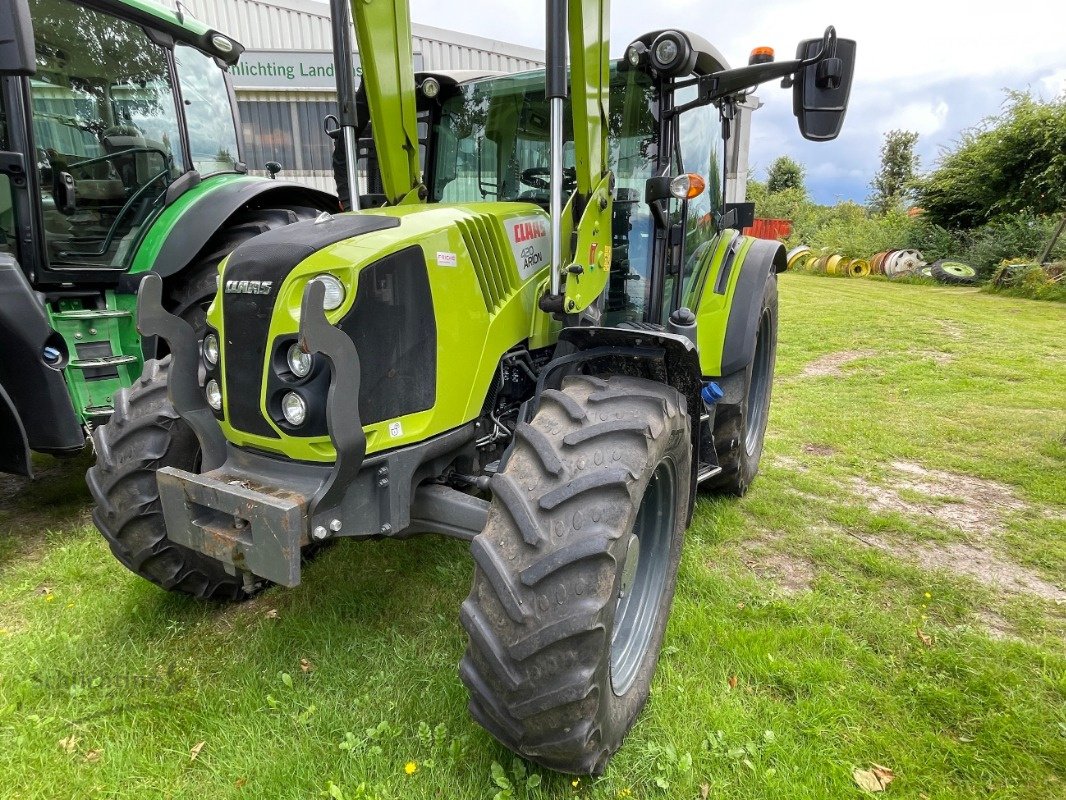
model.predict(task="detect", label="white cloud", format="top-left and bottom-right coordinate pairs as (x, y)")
top-left (880, 100), bottom-right (950, 138)
top-left (1039, 68), bottom-right (1066, 99)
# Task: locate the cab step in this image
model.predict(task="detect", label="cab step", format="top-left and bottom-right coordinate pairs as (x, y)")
top-left (696, 462), bottom-right (722, 482)
top-left (51, 309), bottom-right (132, 320)
top-left (83, 404), bottom-right (114, 422)
top-left (69, 355), bottom-right (139, 370)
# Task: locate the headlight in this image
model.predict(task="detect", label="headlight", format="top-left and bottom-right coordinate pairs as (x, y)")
top-left (654, 37), bottom-right (679, 67)
top-left (210, 33), bottom-right (235, 54)
top-left (421, 77), bottom-right (440, 98)
top-left (205, 379), bottom-right (222, 411)
top-left (203, 333), bottom-right (219, 367)
top-left (281, 392), bottom-right (307, 426)
top-left (649, 31), bottom-right (693, 76)
top-left (311, 274), bottom-right (346, 311)
top-left (287, 342), bottom-right (313, 378)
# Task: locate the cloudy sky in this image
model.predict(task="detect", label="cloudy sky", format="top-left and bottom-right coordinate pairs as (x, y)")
top-left (403, 0), bottom-right (1066, 204)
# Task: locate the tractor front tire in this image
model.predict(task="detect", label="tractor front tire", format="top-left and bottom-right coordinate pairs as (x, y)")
top-left (86, 357), bottom-right (251, 601)
top-left (704, 275), bottom-right (778, 496)
top-left (460, 374), bottom-right (691, 774)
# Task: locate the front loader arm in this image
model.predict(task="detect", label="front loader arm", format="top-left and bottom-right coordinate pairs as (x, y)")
top-left (543, 0), bottom-right (614, 318)
top-left (344, 0), bottom-right (424, 205)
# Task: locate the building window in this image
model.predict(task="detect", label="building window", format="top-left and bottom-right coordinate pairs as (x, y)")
top-left (238, 99), bottom-right (335, 173)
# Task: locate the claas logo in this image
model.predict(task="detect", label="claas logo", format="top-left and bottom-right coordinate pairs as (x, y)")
top-left (512, 220), bottom-right (547, 243)
top-left (224, 280), bottom-right (274, 295)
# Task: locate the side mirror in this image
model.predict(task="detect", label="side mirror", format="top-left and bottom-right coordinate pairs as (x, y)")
top-left (265, 161), bottom-right (282, 179)
top-left (793, 36), bottom-right (856, 141)
top-left (0, 0), bottom-right (35, 76)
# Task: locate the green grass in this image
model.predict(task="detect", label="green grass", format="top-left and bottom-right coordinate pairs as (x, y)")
top-left (1, 274), bottom-right (1064, 799)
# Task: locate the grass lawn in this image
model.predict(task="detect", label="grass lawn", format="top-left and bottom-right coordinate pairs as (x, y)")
top-left (1, 274), bottom-right (1063, 799)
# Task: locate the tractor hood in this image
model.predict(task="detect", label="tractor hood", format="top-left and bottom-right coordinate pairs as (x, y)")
top-left (207, 204), bottom-right (554, 463)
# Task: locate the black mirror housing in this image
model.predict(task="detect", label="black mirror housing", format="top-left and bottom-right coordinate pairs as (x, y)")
top-left (0, 0), bottom-right (35, 76)
top-left (793, 37), bottom-right (855, 141)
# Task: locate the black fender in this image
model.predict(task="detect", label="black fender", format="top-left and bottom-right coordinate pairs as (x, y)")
top-left (0, 381), bottom-right (31, 477)
top-left (719, 236), bottom-right (785, 380)
top-left (143, 180), bottom-right (339, 282)
top-left (0, 255), bottom-right (84, 470)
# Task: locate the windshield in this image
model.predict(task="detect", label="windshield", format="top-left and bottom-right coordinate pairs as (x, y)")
top-left (175, 44), bottom-right (240, 176)
top-left (433, 66), bottom-right (660, 323)
top-left (29, 0), bottom-right (183, 268)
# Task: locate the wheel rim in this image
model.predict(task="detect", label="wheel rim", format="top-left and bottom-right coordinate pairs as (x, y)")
top-left (744, 309), bottom-right (772, 455)
top-left (610, 459), bottom-right (676, 696)
top-left (941, 262), bottom-right (976, 277)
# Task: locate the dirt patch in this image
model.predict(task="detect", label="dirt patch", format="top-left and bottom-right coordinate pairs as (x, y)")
top-left (936, 319), bottom-right (964, 340)
top-left (862, 536), bottom-right (1066, 603)
top-left (802, 443), bottom-right (837, 457)
top-left (738, 539), bottom-right (815, 595)
top-left (770, 455), bottom-right (808, 473)
top-left (852, 460), bottom-right (1026, 536)
top-left (850, 461), bottom-right (1064, 603)
top-left (972, 610), bottom-right (1021, 642)
top-left (799, 349), bottom-right (875, 378)
top-left (909, 349), bottom-right (956, 366)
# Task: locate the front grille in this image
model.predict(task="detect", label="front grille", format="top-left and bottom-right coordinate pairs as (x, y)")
top-left (220, 213), bottom-right (401, 438)
top-left (457, 215), bottom-right (518, 313)
top-left (337, 246), bottom-right (436, 425)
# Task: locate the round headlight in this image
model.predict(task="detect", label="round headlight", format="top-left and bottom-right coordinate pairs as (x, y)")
top-left (210, 33), bottom-right (235, 54)
top-left (205, 379), bottom-right (222, 411)
top-left (311, 274), bottom-right (346, 311)
top-left (287, 342), bottom-right (313, 378)
top-left (421, 77), bottom-right (440, 98)
top-left (654, 37), bottom-right (679, 67)
top-left (281, 392), bottom-right (307, 426)
top-left (203, 333), bottom-right (219, 367)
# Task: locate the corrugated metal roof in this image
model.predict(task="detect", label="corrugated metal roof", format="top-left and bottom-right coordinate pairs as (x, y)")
top-left (178, 0), bottom-right (544, 72)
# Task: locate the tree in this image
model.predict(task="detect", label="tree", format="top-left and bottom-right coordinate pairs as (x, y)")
top-left (915, 91), bottom-right (1066, 229)
top-left (869, 130), bottom-right (919, 214)
top-left (766, 156), bottom-right (805, 194)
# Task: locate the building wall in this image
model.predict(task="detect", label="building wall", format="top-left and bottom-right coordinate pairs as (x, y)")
top-left (178, 0), bottom-right (544, 193)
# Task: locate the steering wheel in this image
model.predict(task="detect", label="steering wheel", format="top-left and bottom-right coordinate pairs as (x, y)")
top-left (520, 166), bottom-right (578, 192)
top-left (520, 166), bottom-right (551, 190)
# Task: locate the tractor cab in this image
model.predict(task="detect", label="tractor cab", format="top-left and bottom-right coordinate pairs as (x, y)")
top-left (0, 0), bottom-right (336, 477)
top-left (3, 0), bottom-right (247, 279)
top-left (424, 60), bottom-right (727, 326)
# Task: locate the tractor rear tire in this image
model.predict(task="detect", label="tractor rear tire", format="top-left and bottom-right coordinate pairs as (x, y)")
top-left (460, 374), bottom-right (691, 775)
top-left (703, 276), bottom-right (778, 496)
top-left (86, 357), bottom-right (252, 601)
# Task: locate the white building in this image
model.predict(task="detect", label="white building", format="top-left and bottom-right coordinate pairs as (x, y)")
top-left (179, 0), bottom-right (545, 191)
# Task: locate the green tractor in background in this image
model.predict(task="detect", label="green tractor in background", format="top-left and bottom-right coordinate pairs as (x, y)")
top-left (84, 0), bottom-right (855, 774)
top-left (0, 0), bottom-right (336, 477)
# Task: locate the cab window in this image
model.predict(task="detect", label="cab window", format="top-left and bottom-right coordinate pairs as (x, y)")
top-left (675, 83), bottom-right (722, 294)
top-left (29, 0), bottom-right (183, 268)
top-left (175, 44), bottom-right (240, 176)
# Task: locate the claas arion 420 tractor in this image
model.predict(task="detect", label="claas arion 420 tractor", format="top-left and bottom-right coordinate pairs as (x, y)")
top-left (86, 0), bottom-right (855, 774)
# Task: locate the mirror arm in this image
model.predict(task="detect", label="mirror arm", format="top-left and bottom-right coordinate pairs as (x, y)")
top-left (665, 25), bottom-right (837, 118)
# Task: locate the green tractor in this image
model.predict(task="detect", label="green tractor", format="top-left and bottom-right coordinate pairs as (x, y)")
top-left (85, 0), bottom-right (855, 774)
top-left (0, 0), bottom-right (336, 477)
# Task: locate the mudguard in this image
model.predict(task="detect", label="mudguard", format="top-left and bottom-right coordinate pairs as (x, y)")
top-left (0, 381), bottom-right (31, 477)
top-left (0, 255), bottom-right (83, 466)
top-left (131, 178), bottom-right (338, 281)
top-left (691, 232), bottom-right (785, 378)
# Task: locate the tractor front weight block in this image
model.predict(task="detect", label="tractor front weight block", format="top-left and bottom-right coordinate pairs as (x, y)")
top-left (140, 273), bottom-right (487, 588)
